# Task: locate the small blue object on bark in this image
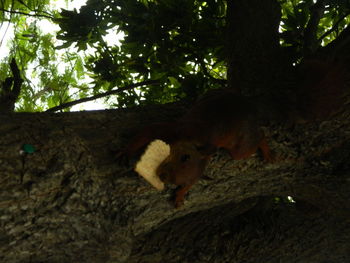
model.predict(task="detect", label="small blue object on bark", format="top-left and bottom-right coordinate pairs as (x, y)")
top-left (22, 144), bottom-right (36, 154)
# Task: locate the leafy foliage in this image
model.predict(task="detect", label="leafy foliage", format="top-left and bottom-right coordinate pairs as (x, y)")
top-left (0, 0), bottom-right (87, 111)
top-left (0, 0), bottom-right (349, 111)
top-left (55, 0), bottom-right (227, 107)
top-left (279, 0), bottom-right (350, 60)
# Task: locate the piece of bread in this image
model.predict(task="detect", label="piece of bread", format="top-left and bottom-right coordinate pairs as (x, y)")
top-left (134, 139), bottom-right (170, 190)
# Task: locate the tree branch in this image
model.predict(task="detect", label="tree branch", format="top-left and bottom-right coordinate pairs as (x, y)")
top-left (9, 58), bottom-right (22, 100)
top-left (45, 80), bottom-right (159, 112)
top-left (318, 11), bottom-right (350, 43)
top-left (320, 24), bottom-right (350, 59)
top-left (0, 58), bottom-right (23, 113)
top-left (303, 0), bottom-right (326, 55)
top-left (0, 8), bottom-right (53, 19)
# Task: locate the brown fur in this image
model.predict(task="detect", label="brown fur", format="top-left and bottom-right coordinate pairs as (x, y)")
top-left (156, 92), bottom-right (273, 207)
top-left (122, 91), bottom-right (273, 207)
top-left (156, 141), bottom-right (211, 207)
top-left (119, 59), bottom-right (348, 208)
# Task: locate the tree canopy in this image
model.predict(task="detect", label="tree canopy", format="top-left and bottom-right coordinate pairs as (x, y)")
top-left (0, 0), bottom-right (349, 111)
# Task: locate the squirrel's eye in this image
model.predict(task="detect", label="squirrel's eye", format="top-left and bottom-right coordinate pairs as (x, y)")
top-left (180, 154), bottom-right (190, 163)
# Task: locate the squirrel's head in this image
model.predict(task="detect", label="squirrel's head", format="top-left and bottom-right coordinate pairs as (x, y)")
top-left (156, 140), bottom-right (214, 186)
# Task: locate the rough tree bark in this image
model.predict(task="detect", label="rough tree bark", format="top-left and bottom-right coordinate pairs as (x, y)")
top-left (1, 0), bottom-right (350, 262)
top-left (0, 97), bottom-right (349, 263)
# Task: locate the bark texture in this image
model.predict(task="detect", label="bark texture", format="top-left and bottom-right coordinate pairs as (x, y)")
top-left (0, 101), bottom-right (349, 262)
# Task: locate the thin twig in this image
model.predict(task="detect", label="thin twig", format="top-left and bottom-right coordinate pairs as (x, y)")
top-left (46, 80), bottom-right (159, 112)
top-left (0, 8), bottom-right (53, 19)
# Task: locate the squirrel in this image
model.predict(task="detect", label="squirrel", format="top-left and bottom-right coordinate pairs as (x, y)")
top-left (119, 59), bottom-right (349, 208)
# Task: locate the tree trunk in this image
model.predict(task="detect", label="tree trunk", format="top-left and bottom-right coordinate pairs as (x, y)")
top-left (226, 0), bottom-right (291, 95)
top-left (0, 101), bottom-right (349, 262)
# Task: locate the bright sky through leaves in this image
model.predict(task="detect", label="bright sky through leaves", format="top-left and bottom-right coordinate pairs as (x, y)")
top-left (0, 0), bottom-right (124, 111)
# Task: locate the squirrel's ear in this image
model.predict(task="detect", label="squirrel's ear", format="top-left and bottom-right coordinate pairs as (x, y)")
top-left (195, 144), bottom-right (216, 157)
